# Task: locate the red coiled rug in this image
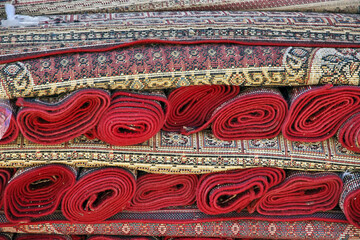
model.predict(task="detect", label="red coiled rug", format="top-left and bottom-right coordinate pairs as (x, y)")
top-left (0, 116), bottom-right (19, 145)
top-left (127, 174), bottom-right (198, 211)
top-left (251, 172), bottom-right (342, 215)
top-left (14, 235), bottom-right (71, 240)
top-left (62, 168), bottom-right (136, 223)
top-left (96, 91), bottom-right (169, 146)
top-left (338, 113), bottom-right (360, 153)
top-left (4, 165), bottom-right (76, 222)
top-left (182, 88), bottom-right (288, 140)
top-left (196, 167), bottom-right (285, 215)
top-left (340, 173), bottom-right (360, 229)
top-left (283, 85), bottom-right (360, 142)
top-left (163, 85), bottom-right (241, 132)
top-left (16, 89), bottom-right (110, 144)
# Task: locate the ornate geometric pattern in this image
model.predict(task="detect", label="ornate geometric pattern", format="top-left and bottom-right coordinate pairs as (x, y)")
top-left (0, 45), bottom-right (359, 99)
top-left (1, 11), bottom-right (360, 60)
top-left (0, 131), bottom-right (359, 172)
top-left (1, 0), bottom-right (359, 16)
top-left (0, 209), bottom-right (354, 240)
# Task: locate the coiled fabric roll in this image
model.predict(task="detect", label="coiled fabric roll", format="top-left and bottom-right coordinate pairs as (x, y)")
top-left (340, 173), bottom-right (360, 228)
top-left (16, 89), bottom-right (110, 144)
top-left (127, 174), bottom-right (198, 211)
top-left (252, 172), bottom-right (342, 215)
top-left (283, 85), bottom-right (360, 142)
top-left (96, 91), bottom-right (169, 146)
top-left (163, 85), bottom-right (241, 132)
top-left (14, 235), bottom-right (72, 240)
top-left (338, 113), bottom-right (360, 153)
top-left (4, 165), bottom-right (76, 222)
top-left (196, 167), bottom-right (285, 215)
top-left (62, 168), bottom-right (136, 223)
top-left (183, 88), bottom-right (287, 140)
top-left (0, 116), bottom-right (19, 144)
top-left (88, 237), bottom-right (155, 240)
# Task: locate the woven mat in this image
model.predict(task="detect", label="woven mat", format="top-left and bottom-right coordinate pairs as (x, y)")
top-left (0, 209), bottom-right (355, 239)
top-left (1, 11), bottom-right (360, 99)
top-left (0, 130), bottom-right (359, 172)
top-left (1, 0), bottom-right (359, 16)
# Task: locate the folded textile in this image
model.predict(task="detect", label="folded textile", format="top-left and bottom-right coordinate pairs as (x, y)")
top-left (338, 113), bottom-right (360, 153)
top-left (127, 174), bottom-right (198, 212)
top-left (251, 172), bottom-right (342, 215)
top-left (283, 85), bottom-right (360, 142)
top-left (340, 173), bottom-right (360, 228)
top-left (182, 88), bottom-right (288, 140)
top-left (62, 168), bottom-right (136, 223)
top-left (196, 167), bottom-right (285, 215)
top-left (163, 85), bottom-right (241, 132)
top-left (1, 12), bottom-right (360, 100)
top-left (96, 91), bottom-right (168, 146)
top-left (2, 0), bottom-right (358, 16)
top-left (14, 235), bottom-right (71, 240)
top-left (16, 89), bottom-right (110, 145)
top-left (4, 165), bottom-right (76, 222)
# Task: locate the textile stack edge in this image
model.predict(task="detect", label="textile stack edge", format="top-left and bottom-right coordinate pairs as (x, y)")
top-left (1, 8), bottom-right (360, 240)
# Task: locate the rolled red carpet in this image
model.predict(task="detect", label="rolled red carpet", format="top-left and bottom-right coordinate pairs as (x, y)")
top-left (340, 172), bottom-right (360, 228)
top-left (16, 89), bottom-right (110, 144)
top-left (196, 167), bottom-right (285, 215)
top-left (338, 113), bottom-right (360, 153)
top-left (251, 172), bottom-right (342, 215)
top-left (4, 165), bottom-right (76, 223)
top-left (283, 85), bottom-right (360, 142)
top-left (62, 168), bottom-right (136, 223)
top-left (96, 91), bottom-right (169, 145)
top-left (14, 235), bottom-right (71, 240)
top-left (0, 116), bottom-right (19, 144)
top-left (163, 85), bottom-right (241, 132)
top-left (127, 174), bottom-right (198, 211)
top-left (182, 88), bottom-right (287, 140)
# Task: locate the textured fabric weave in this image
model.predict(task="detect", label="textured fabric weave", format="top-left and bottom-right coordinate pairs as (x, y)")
top-left (62, 168), bottom-right (136, 223)
top-left (196, 168), bottom-right (285, 215)
top-left (4, 165), bottom-right (76, 223)
top-left (127, 174), bottom-right (198, 212)
top-left (252, 172), bottom-right (343, 215)
top-left (16, 89), bottom-right (110, 145)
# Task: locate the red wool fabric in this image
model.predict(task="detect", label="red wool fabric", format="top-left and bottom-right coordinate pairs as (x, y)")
top-left (127, 174), bottom-right (198, 211)
top-left (196, 167), bottom-right (285, 215)
top-left (16, 89), bottom-right (110, 145)
top-left (62, 168), bottom-right (136, 223)
top-left (251, 172), bottom-right (342, 215)
top-left (283, 85), bottom-right (360, 142)
top-left (182, 88), bottom-right (287, 140)
top-left (340, 173), bottom-right (360, 229)
top-left (96, 91), bottom-right (169, 146)
top-left (4, 165), bottom-right (76, 223)
top-left (338, 113), bottom-right (360, 153)
top-left (14, 235), bottom-right (71, 240)
top-left (163, 85), bottom-right (241, 132)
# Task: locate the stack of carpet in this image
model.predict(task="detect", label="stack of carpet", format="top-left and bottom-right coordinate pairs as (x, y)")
top-left (0, 1), bottom-right (360, 239)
